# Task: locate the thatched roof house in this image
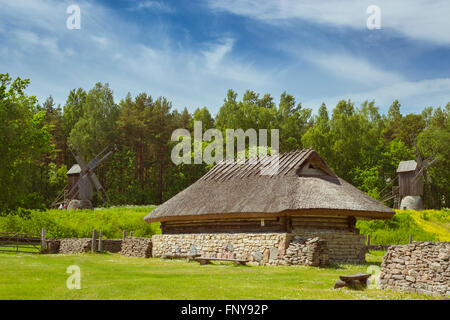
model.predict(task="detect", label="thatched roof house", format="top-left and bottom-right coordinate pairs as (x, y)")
top-left (145, 149), bottom-right (394, 235)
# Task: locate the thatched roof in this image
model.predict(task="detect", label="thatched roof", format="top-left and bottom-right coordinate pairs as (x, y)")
top-left (67, 164), bottom-right (81, 175)
top-left (144, 149), bottom-right (394, 223)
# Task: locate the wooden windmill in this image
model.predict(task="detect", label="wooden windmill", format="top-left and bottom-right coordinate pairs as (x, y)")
top-left (380, 140), bottom-right (437, 210)
top-left (51, 144), bottom-right (114, 209)
top-left (394, 143), bottom-right (436, 210)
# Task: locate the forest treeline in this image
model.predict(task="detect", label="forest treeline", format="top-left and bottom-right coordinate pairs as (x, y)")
top-left (0, 73), bottom-right (449, 212)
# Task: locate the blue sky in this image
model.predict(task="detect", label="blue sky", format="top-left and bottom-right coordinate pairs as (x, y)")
top-left (1, 0), bottom-right (449, 115)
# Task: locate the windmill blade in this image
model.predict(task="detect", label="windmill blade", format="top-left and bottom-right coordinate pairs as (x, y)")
top-left (412, 156), bottom-right (438, 183)
top-left (87, 147), bottom-right (113, 171)
top-left (88, 172), bottom-right (110, 203)
top-left (423, 157), bottom-right (438, 168)
top-left (411, 136), bottom-right (425, 167)
top-left (412, 167), bottom-right (424, 183)
top-left (68, 143), bottom-right (89, 172)
top-left (423, 169), bottom-right (431, 183)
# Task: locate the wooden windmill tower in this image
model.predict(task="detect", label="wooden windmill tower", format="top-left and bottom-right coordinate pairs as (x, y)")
top-left (380, 139), bottom-right (437, 210)
top-left (395, 143), bottom-right (437, 210)
top-left (51, 144), bottom-right (114, 209)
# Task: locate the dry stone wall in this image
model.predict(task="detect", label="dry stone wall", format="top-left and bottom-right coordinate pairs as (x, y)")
top-left (55, 238), bottom-right (122, 254)
top-left (292, 228), bottom-right (366, 263)
top-left (59, 238), bottom-right (92, 254)
top-left (152, 233), bottom-right (329, 266)
top-left (284, 236), bottom-right (329, 266)
top-left (380, 242), bottom-right (450, 297)
top-left (120, 237), bottom-right (152, 258)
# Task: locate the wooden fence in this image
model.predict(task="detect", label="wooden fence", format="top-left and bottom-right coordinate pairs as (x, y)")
top-left (0, 229), bottom-right (46, 254)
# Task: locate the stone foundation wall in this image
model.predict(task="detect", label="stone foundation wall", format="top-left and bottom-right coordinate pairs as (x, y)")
top-left (292, 228), bottom-right (366, 263)
top-left (120, 237), bottom-right (152, 258)
top-left (152, 233), bottom-right (329, 266)
top-left (380, 242), bottom-right (450, 297)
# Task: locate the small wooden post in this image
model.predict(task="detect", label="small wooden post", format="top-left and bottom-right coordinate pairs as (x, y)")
top-left (409, 235), bottom-right (412, 244)
top-left (91, 229), bottom-right (97, 252)
top-left (366, 234), bottom-right (370, 247)
top-left (123, 230), bottom-right (126, 240)
top-left (98, 231), bottom-right (103, 252)
top-left (41, 228), bottom-right (47, 251)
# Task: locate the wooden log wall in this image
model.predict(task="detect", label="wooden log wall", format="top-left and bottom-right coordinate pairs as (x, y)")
top-left (291, 216), bottom-right (354, 230)
top-left (161, 217), bottom-right (281, 234)
top-left (161, 215), bottom-right (356, 234)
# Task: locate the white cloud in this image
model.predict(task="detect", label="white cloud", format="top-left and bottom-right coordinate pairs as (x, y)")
top-left (91, 35), bottom-right (109, 48)
top-left (303, 52), bottom-right (403, 86)
top-left (208, 0), bottom-right (450, 46)
top-left (12, 30), bottom-right (61, 57)
top-left (130, 1), bottom-right (175, 13)
top-left (203, 38), bottom-right (234, 70)
top-left (0, 0), bottom-right (270, 111)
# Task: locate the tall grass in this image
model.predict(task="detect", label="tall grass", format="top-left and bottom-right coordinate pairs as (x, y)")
top-left (0, 206), bottom-right (160, 239)
top-left (356, 209), bottom-right (450, 244)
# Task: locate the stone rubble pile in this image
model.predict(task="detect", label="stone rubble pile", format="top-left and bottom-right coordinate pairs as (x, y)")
top-left (283, 236), bottom-right (329, 266)
top-left (380, 242), bottom-right (449, 297)
top-left (120, 237), bottom-right (152, 258)
top-left (59, 238), bottom-right (92, 254)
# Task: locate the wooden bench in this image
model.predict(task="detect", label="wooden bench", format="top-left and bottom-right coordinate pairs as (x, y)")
top-left (161, 254), bottom-right (201, 262)
top-left (334, 273), bottom-right (371, 289)
top-left (194, 257), bottom-right (248, 266)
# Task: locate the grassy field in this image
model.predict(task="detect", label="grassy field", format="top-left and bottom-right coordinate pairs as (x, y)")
top-left (0, 251), bottom-right (440, 300)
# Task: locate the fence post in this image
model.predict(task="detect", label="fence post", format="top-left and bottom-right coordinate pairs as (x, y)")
top-left (98, 231), bottom-right (103, 252)
top-left (409, 235), bottom-right (412, 244)
top-left (92, 229), bottom-right (97, 252)
top-left (123, 230), bottom-right (126, 240)
top-left (41, 228), bottom-right (47, 251)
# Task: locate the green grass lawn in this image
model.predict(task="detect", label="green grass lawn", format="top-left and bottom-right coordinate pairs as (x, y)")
top-left (0, 251), bottom-right (440, 300)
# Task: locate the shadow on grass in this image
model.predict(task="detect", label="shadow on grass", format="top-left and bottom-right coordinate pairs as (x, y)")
top-left (319, 263), bottom-right (345, 270)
